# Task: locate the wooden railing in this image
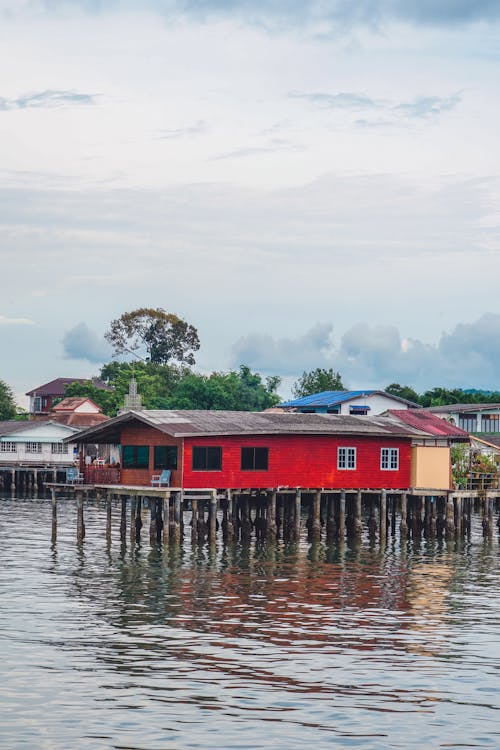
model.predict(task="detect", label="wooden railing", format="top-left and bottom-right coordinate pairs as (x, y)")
top-left (84, 467), bottom-right (121, 485)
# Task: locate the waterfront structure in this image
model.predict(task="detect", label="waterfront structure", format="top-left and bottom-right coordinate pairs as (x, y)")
top-left (428, 403), bottom-right (500, 437)
top-left (68, 408), bottom-right (438, 490)
top-left (386, 409), bottom-right (469, 491)
top-left (274, 390), bottom-right (419, 415)
top-left (0, 419), bottom-right (80, 489)
top-left (26, 377), bottom-right (110, 417)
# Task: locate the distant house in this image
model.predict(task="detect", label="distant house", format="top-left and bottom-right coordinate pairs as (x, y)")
top-left (0, 420), bottom-right (79, 467)
top-left (50, 397), bottom-right (109, 428)
top-left (26, 378), bottom-right (110, 417)
top-left (427, 403), bottom-right (500, 437)
top-left (274, 390), bottom-right (419, 416)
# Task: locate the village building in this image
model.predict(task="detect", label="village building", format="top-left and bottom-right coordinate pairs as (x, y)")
top-left (273, 389), bottom-right (419, 416)
top-left (51, 397), bottom-right (109, 428)
top-left (69, 408), bottom-right (449, 491)
top-left (386, 409), bottom-right (470, 491)
top-left (427, 403), bottom-right (500, 437)
top-left (26, 377), bottom-right (110, 418)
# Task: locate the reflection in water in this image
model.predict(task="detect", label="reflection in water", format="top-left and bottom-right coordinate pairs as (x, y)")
top-left (1, 494), bottom-right (500, 749)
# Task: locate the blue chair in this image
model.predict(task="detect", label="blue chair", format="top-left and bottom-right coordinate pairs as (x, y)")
top-left (151, 469), bottom-right (171, 487)
top-left (66, 467), bottom-right (84, 484)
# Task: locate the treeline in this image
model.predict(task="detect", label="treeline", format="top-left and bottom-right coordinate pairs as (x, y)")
top-left (65, 362), bottom-right (281, 416)
top-left (385, 383), bottom-right (500, 407)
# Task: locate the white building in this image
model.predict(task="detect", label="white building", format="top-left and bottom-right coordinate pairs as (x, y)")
top-left (0, 420), bottom-right (79, 467)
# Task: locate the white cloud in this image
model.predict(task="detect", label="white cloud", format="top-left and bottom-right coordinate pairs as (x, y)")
top-left (0, 314), bottom-right (34, 325)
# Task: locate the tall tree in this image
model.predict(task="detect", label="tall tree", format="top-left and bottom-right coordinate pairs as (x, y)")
top-left (385, 383), bottom-right (420, 404)
top-left (0, 379), bottom-right (17, 420)
top-left (105, 308), bottom-right (200, 365)
top-left (292, 368), bottom-right (345, 398)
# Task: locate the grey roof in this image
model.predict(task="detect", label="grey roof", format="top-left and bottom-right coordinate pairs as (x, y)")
top-left (68, 409), bottom-right (433, 444)
top-left (0, 420), bottom-right (37, 437)
top-left (428, 404), bottom-right (500, 414)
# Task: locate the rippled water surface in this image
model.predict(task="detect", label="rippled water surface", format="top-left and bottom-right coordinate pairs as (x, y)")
top-left (1, 493), bottom-right (500, 749)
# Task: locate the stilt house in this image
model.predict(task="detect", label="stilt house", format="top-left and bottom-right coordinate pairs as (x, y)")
top-left (69, 409), bottom-right (435, 490)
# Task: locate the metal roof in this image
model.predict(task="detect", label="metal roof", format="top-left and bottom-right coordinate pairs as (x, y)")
top-left (428, 403), bottom-right (500, 414)
top-left (277, 390), bottom-right (419, 409)
top-left (26, 378), bottom-right (111, 397)
top-left (387, 409), bottom-right (470, 439)
top-left (67, 408), bottom-right (434, 444)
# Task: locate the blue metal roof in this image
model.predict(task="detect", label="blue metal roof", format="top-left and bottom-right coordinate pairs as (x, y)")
top-left (278, 390), bottom-right (377, 408)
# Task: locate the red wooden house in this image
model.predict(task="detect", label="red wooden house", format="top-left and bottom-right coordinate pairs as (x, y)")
top-left (70, 410), bottom-right (431, 490)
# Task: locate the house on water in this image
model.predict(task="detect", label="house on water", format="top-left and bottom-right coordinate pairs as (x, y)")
top-left (68, 408), bottom-right (450, 491)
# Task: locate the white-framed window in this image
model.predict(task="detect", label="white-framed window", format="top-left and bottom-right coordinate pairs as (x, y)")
top-left (26, 442), bottom-right (42, 453)
top-left (0, 442), bottom-right (17, 453)
top-left (338, 446), bottom-right (356, 470)
top-left (51, 443), bottom-right (68, 454)
top-left (381, 448), bottom-right (399, 470)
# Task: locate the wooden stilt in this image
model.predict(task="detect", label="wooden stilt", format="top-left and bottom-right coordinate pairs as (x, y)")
top-left (173, 492), bottom-right (181, 543)
top-left (106, 493), bottom-right (112, 545)
top-left (294, 490), bottom-right (301, 542)
top-left (76, 490), bottom-right (85, 543)
top-left (209, 492), bottom-right (217, 544)
top-left (51, 488), bottom-right (57, 544)
top-left (163, 495), bottom-right (170, 545)
top-left (120, 496), bottom-right (127, 542)
top-left (380, 490), bottom-right (387, 542)
top-left (149, 497), bottom-right (158, 545)
top-left (339, 490), bottom-right (346, 540)
top-left (130, 497), bottom-right (137, 544)
top-left (354, 490), bottom-right (362, 537)
top-left (445, 493), bottom-right (455, 538)
top-left (400, 492), bottom-right (408, 537)
top-left (266, 491), bottom-right (277, 540)
top-left (324, 495), bottom-right (334, 543)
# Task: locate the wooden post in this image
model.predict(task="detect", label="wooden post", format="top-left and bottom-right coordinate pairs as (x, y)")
top-left (51, 488), bottom-right (57, 544)
top-left (311, 491), bottom-right (321, 542)
top-left (150, 497), bottom-right (158, 545)
top-left (325, 495), bottom-right (336, 542)
top-left (120, 496), bottom-right (127, 542)
top-left (130, 496), bottom-right (137, 545)
top-left (445, 493), bottom-right (455, 538)
top-left (191, 498), bottom-right (199, 543)
top-left (135, 496), bottom-right (143, 541)
top-left (380, 490), bottom-right (387, 542)
top-left (106, 493), bottom-right (112, 545)
top-left (400, 493), bottom-right (408, 537)
top-left (209, 492), bottom-right (217, 544)
top-left (294, 491), bottom-right (301, 541)
top-left (339, 490), bottom-right (346, 540)
top-left (76, 490), bottom-right (85, 543)
top-left (455, 496), bottom-right (462, 538)
top-left (225, 490), bottom-right (234, 543)
top-left (266, 491), bottom-right (277, 540)
top-left (163, 494), bottom-right (170, 545)
top-left (354, 490), bottom-right (362, 537)
top-left (173, 492), bottom-right (181, 543)
top-left (241, 496), bottom-right (252, 542)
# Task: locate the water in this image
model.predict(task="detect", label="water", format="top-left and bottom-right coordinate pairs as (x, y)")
top-left (1, 494), bottom-right (500, 749)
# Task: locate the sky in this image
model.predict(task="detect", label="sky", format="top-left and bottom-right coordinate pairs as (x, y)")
top-left (1, 0), bottom-right (500, 404)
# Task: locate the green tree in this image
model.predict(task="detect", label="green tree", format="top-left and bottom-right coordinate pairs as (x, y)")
top-left (105, 308), bottom-right (200, 366)
top-left (0, 379), bottom-right (17, 420)
top-left (385, 383), bottom-right (420, 404)
top-left (292, 368), bottom-right (345, 398)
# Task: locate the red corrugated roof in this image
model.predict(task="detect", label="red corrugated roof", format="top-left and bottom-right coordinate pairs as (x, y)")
top-left (387, 409), bottom-right (469, 438)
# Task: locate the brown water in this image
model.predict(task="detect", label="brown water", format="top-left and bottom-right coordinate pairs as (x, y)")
top-left (1, 493), bottom-right (500, 749)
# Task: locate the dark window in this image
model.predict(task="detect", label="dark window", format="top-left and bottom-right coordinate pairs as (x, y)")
top-left (154, 445), bottom-right (178, 470)
top-left (192, 446), bottom-right (222, 471)
top-left (241, 447), bottom-right (269, 471)
top-left (122, 445), bottom-right (150, 469)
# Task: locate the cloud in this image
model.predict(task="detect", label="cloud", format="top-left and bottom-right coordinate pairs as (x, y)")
top-left (231, 314), bottom-right (500, 391)
top-left (21, 0), bottom-right (500, 30)
top-left (289, 91), bottom-right (381, 110)
top-left (212, 138), bottom-right (304, 160)
top-left (290, 88), bottom-right (462, 125)
top-left (159, 120), bottom-right (208, 139)
top-left (0, 314), bottom-right (34, 325)
top-left (395, 92), bottom-right (462, 118)
top-left (62, 323), bottom-right (112, 363)
top-left (0, 90), bottom-right (97, 112)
